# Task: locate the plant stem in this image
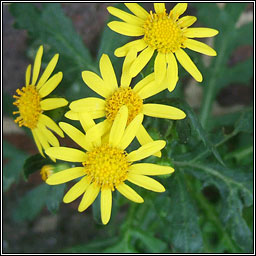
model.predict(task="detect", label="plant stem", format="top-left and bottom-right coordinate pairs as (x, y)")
top-left (199, 37), bottom-right (228, 128)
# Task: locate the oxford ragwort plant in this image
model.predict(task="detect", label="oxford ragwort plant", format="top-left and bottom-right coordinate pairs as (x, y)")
top-left (4, 2), bottom-right (253, 253)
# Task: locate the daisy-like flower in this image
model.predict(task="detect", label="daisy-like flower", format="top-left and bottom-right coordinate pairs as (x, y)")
top-left (66, 54), bottom-right (186, 157)
top-left (107, 3), bottom-right (219, 90)
top-left (45, 106), bottom-right (174, 225)
top-left (13, 45), bottom-right (68, 158)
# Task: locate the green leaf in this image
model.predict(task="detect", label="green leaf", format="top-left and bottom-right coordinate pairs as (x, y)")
top-left (176, 100), bottom-right (225, 166)
top-left (3, 140), bottom-right (29, 191)
top-left (12, 183), bottom-right (49, 222)
top-left (177, 162), bottom-right (253, 252)
top-left (155, 171), bottom-right (203, 253)
top-left (234, 107), bottom-right (253, 134)
top-left (131, 228), bottom-right (167, 253)
top-left (60, 237), bottom-right (119, 253)
top-left (175, 118), bottom-right (191, 144)
top-left (46, 184), bottom-right (66, 213)
top-left (103, 237), bottom-right (137, 253)
top-left (23, 154), bottom-right (53, 181)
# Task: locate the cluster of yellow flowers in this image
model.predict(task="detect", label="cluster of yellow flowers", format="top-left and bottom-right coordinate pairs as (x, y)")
top-left (13, 3), bottom-right (218, 225)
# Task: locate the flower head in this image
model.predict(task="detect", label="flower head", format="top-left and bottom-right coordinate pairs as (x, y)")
top-left (13, 45), bottom-right (68, 159)
top-left (40, 165), bottom-right (54, 181)
top-left (66, 54), bottom-right (186, 157)
top-left (107, 3), bottom-right (219, 90)
top-left (45, 106), bottom-right (174, 225)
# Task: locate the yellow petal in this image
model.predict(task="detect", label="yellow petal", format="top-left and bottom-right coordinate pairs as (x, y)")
top-left (127, 173), bottom-right (165, 192)
top-left (32, 45), bottom-right (43, 85)
top-left (114, 39), bottom-right (147, 57)
top-left (119, 114), bottom-right (143, 150)
top-left (86, 120), bottom-right (111, 146)
top-left (78, 112), bottom-right (96, 133)
top-left (46, 167), bottom-right (86, 185)
top-left (25, 64), bottom-right (31, 86)
top-left (133, 73), bottom-right (155, 93)
top-left (121, 49), bottom-right (137, 88)
top-left (107, 21), bottom-right (144, 37)
top-left (177, 15), bottom-right (197, 28)
top-left (107, 6), bottom-right (144, 26)
top-left (171, 3), bottom-right (188, 20)
top-left (82, 71), bottom-right (112, 98)
top-left (39, 114), bottom-right (64, 137)
top-left (78, 183), bottom-right (100, 212)
top-left (135, 125), bottom-right (161, 157)
top-left (63, 176), bottom-right (91, 203)
top-left (70, 97), bottom-right (106, 112)
top-left (184, 28), bottom-right (219, 38)
top-left (59, 122), bottom-right (92, 151)
top-left (101, 189), bottom-right (112, 225)
top-left (154, 52), bottom-right (167, 84)
top-left (38, 72), bottom-right (63, 98)
top-left (116, 183), bottom-right (144, 203)
top-left (45, 147), bottom-right (87, 162)
top-left (38, 123), bottom-right (59, 147)
top-left (130, 47), bottom-right (154, 77)
top-left (166, 52), bottom-right (178, 92)
top-left (129, 163), bottom-right (175, 176)
top-left (100, 54), bottom-right (118, 92)
top-left (31, 129), bottom-right (44, 157)
top-left (40, 98), bottom-right (68, 111)
top-left (124, 3), bottom-right (149, 20)
top-left (34, 127), bottom-right (50, 151)
top-left (36, 54), bottom-right (59, 90)
top-left (65, 110), bottom-right (79, 120)
top-left (127, 140), bottom-right (166, 162)
top-left (143, 103), bottom-right (186, 119)
top-left (183, 39), bottom-right (217, 56)
top-left (109, 106), bottom-right (128, 147)
top-left (175, 48), bottom-right (202, 82)
top-left (137, 80), bottom-right (166, 100)
top-left (154, 3), bottom-right (166, 13)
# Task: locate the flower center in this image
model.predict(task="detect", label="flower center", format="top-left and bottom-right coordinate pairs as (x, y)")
top-left (83, 144), bottom-right (130, 190)
top-left (105, 87), bottom-right (143, 124)
top-left (143, 11), bottom-right (186, 53)
top-left (13, 85), bottom-right (42, 129)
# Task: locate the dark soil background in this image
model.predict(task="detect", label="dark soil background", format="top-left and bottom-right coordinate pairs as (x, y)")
top-left (2, 3), bottom-right (253, 253)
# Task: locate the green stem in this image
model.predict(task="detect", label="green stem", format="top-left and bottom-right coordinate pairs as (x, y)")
top-left (199, 37), bottom-right (228, 128)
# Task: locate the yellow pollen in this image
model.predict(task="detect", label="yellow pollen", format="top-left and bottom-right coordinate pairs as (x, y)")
top-left (40, 165), bottom-right (54, 181)
top-left (13, 85), bottom-right (42, 129)
top-left (143, 11), bottom-right (186, 54)
top-left (105, 87), bottom-right (143, 124)
top-left (82, 144), bottom-right (130, 190)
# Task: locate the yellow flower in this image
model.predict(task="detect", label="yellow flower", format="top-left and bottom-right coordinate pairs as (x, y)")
top-left (107, 3), bottom-right (219, 90)
top-left (40, 165), bottom-right (54, 181)
top-left (45, 106), bottom-right (174, 225)
top-left (13, 45), bottom-right (68, 158)
top-left (66, 54), bottom-right (186, 157)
